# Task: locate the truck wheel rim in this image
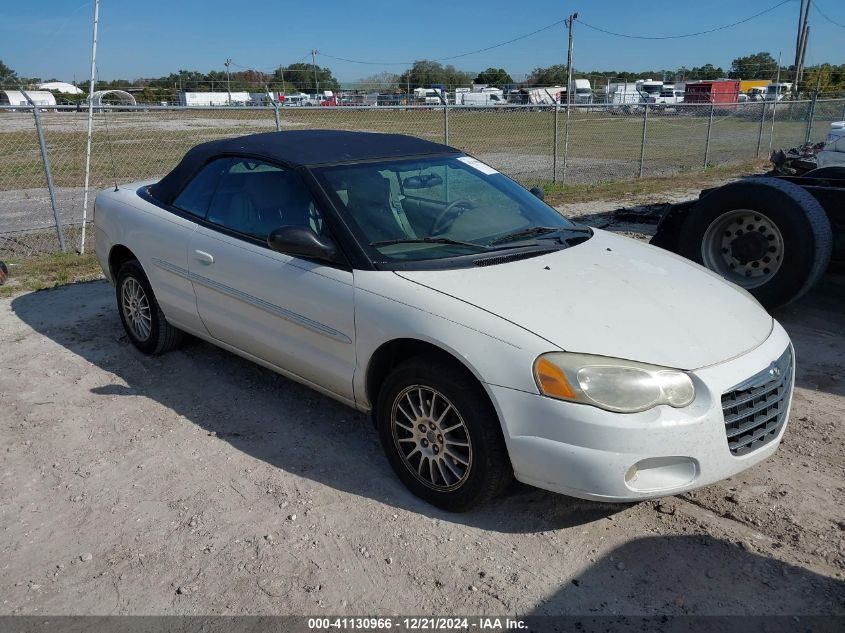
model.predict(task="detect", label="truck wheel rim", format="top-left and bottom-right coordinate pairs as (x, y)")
top-left (701, 209), bottom-right (784, 289)
top-left (391, 386), bottom-right (473, 491)
top-left (121, 277), bottom-right (152, 341)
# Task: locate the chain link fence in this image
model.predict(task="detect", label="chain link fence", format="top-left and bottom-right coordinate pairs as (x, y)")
top-left (2, 98), bottom-right (843, 259)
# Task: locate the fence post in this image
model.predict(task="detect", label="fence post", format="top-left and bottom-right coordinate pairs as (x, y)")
top-left (703, 102), bottom-right (715, 168)
top-left (271, 99), bottom-right (281, 132)
top-left (562, 101), bottom-right (573, 185)
top-left (443, 103), bottom-right (449, 145)
top-left (755, 102), bottom-right (767, 158)
top-left (805, 92), bottom-right (818, 144)
top-left (30, 103), bottom-right (66, 252)
top-left (768, 98), bottom-right (779, 155)
top-left (638, 103), bottom-right (649, 178)
top-left (552, 104), bottom-right (559, 183)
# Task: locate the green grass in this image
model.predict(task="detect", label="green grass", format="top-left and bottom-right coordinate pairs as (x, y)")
top-left (0, 107), bottom-right (817, 192)
top-left (0, 251), bottom-right (102, 298)
top-left (541, 159), bottom-right (768, 205)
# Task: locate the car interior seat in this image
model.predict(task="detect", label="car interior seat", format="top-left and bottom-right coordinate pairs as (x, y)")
top-left (344, 170), bottom-right (410, 242)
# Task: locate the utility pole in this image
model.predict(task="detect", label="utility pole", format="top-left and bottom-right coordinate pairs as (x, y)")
top-left (769, 52), bottom-right (782, 154)
top-left (311, 49), bottom-right (319, 94)
top-left (795, 0), bottom-right (812, 90)
top-left (224, 58), bottom-right (232, 105)
top-left (561, 11), bottom-right (578, 184)
top-left (565, 12), bottom-right (579, 109)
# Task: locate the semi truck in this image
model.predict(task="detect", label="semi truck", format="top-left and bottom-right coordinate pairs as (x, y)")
top-left (573, 79), bottom-right (592, 104)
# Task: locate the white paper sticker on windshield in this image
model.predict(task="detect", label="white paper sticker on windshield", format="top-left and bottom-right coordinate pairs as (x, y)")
top-left (457, 156), bottom-right (499, 175)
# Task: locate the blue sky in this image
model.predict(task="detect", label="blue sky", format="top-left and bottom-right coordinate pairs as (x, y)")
top-left (2, 0), bottom-right (843, 83)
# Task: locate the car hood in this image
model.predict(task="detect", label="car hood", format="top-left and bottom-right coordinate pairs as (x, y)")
top-left (394, 229), bottom-right (773, 370)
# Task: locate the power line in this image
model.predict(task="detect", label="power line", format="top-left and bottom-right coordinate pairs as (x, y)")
top-left (317, 16), bottom-right (568, 66)
top-left (578, 0), bottom-right (796, 40)
top-left (814, 2), bottom-right (845, 28)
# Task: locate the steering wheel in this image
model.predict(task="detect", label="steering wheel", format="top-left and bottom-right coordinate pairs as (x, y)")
top-left (432, 199), bottom-right (474, 235)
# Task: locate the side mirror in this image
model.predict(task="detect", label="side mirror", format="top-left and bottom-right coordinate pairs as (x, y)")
top-left (267, 226), bottom-right (339, 263)
top-left (530, 186), bottom-right (545, 201)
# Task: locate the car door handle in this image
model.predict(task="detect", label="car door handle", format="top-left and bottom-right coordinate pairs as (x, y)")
top-left (194, 250), bottom-right (214, 265)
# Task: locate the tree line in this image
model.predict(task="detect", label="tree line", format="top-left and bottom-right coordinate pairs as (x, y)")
top-left (3, 52), bottom-right (844, 99)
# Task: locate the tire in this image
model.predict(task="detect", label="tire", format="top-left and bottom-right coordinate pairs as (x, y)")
top-left (803, 166), bottom-right (845, 179)
top-left (375, 356), bottom-right (512, 512)
top-left (115, 260), bottom-right (182, 355)
top-left (678, 177), bottom-right (832, 309)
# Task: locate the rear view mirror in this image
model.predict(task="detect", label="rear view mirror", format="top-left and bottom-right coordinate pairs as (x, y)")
top-left (530, 186), bottom-right (545, 200)
top-left (267, 226), bottom-right (339, 263)
top-left (403, 174), bottom-right (444, 189)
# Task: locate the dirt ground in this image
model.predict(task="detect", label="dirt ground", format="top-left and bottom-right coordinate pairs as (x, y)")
top-left (0, 207), bottom-right (843, 618)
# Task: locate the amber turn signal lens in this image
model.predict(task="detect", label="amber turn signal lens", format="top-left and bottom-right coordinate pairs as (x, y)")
top-left (534, 357), bottom-right (577, 400)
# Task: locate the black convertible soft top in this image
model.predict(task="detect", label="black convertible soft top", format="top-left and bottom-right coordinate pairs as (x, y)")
top-left (149, 130), bottom-right (459, 204)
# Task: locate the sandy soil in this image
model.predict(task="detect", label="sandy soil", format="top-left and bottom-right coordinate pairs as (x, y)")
top-left (0, 218), bottom-right (843, 617)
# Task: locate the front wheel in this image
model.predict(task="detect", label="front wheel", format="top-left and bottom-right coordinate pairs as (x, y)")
top-left (375, 357), bottom-right (511, 512)
top-left (116, 260), bottom-right (182, 355)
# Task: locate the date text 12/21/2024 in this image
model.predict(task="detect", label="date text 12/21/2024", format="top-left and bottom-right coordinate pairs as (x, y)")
top-left (307, 617), bottom-right (528, 630)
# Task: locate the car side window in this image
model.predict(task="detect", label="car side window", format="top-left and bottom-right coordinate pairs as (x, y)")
top-left (205, 158), bottom-right (324, 241)
top-left (172, 157), bottom-right (232, 218)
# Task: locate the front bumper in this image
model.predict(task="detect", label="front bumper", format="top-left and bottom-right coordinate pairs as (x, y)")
top-left (490, 322), bottom-right (793, 502)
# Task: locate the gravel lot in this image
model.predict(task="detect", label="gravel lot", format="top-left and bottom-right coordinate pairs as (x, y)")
top-left (0, 211), bottom-right (843, 617)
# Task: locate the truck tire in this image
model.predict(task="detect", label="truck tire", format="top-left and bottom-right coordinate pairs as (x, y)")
top-left (678, 177), bottom-right (832, 309)
top-left (803, 166), bottom-right (845, 179)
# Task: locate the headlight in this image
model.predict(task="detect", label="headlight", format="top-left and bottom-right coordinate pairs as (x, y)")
top-left (533, 352), bottom-right (695, 413)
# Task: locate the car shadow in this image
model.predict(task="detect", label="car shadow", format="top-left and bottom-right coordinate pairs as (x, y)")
top-left (526, 534), bottom-right (844, 624)
top-left (10, 280), bottom-right (624, 533)
top-left (772, 272), bottom-right (845, 398)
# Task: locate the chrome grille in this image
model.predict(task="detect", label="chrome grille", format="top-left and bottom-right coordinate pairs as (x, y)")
top-left (721, 346), bottom-right (793, 456)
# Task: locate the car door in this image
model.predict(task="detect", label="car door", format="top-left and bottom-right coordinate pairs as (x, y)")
top-left (143, 158), bottom-right (234, 333)
top-left (187, 157), bottom-right (356, 402)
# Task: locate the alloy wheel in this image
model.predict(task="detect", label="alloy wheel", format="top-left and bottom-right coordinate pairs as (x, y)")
top-left (390, 385), bottom-right (473, 491)
top-left (121, 277), bottom-right (152, 341)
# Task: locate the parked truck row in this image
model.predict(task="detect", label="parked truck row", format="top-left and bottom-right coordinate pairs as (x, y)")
top-left (172, 78), bottom-right (796, 108)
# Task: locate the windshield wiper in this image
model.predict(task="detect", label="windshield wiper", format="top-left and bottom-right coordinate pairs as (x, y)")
top-left (370, 237), bottom-right (488, 250)
top-left (489, 225), bottom-right (591, 246)
top-left (489, 226), bottom-right (563, 245)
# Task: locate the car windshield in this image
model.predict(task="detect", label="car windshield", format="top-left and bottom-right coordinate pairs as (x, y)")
top-left (313, 155), bottom-right (580, 262)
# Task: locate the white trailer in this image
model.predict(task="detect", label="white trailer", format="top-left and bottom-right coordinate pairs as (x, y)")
top-left (456, 89), bottom-right (504, 106)
top-left (606, 83), bottom-right (641, 105)
top-left (413, 87), bottom-right (445, 105)
top-left (179, 92), bottom-right (252, 106)
top-left (526, 86), bottom-right (564, 105)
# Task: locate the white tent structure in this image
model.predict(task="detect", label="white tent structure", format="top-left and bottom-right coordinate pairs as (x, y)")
top-left (0, 90), bottom-right (57, 107)
top-left (37, 81), bottom-right (84, 95)
top-left (89, 89), bottom-right (136, 106)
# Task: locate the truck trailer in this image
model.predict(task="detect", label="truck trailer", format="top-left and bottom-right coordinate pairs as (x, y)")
top-left (684, 80), bottom-right (741, 105)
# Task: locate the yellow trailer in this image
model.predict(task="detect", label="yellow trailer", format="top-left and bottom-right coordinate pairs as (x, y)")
top-left (739, 79), bottom-right (770, 93)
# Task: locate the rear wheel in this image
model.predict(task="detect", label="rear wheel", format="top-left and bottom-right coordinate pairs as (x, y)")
top-left (116, 260), bottom-right (182, 355)
top-left (679, 177), bottom-right (832, 308)
top-left (375, 356), bottom-right (511, 511)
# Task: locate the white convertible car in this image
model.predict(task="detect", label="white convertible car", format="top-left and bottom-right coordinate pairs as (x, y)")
top-left (94, 130), bottom-right (794, 511)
